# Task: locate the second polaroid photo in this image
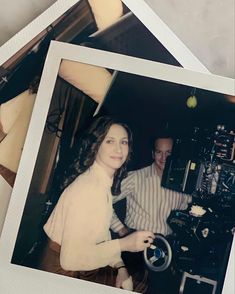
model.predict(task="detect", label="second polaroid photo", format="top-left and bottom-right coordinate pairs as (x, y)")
top-left (0, 41), bottom-right (234, 294)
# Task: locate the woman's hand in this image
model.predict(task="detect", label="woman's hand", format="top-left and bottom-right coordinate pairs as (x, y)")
top-left (115, 267), bottom-right (132, 290)
top-left (119, 230), bottom-right (154, 252)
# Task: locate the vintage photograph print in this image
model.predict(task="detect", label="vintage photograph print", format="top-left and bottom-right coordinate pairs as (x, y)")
top-left (0, 42), bottom-right (234, 294)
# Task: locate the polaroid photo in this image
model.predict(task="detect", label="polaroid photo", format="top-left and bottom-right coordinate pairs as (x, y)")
top-left (0, 41), bottom-right (234, 294)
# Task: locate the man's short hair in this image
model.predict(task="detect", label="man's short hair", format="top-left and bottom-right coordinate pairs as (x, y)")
top-left (150, 132), bottom-right (174, 152)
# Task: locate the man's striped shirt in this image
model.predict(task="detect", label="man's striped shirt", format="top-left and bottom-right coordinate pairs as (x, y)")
top-left (111, 163), bottom-right (192, 236)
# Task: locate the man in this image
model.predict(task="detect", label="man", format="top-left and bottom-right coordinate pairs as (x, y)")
top-left (111, 135), bottom-right (191, 236)
top-left (111, 135), bottom-right (192, 293)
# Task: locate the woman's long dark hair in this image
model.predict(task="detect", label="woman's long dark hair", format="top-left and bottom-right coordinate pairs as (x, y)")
top-left (61, 116), bottom-right (133, 195)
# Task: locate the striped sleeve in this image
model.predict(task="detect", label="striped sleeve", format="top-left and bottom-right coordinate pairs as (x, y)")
top-left (110, 209), bottom-right (125, 233)
top-left (110, 172), bottom-right (136, 232)
top-left (112, 171), bottom-right (136, 204)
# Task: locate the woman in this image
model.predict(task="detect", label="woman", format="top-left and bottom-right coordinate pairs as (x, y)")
top-left (40, 116), bottom-right (154, 291)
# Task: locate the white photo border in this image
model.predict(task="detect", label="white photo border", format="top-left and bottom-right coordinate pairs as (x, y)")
top-left (0, 41), bottom-right (234, 294)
